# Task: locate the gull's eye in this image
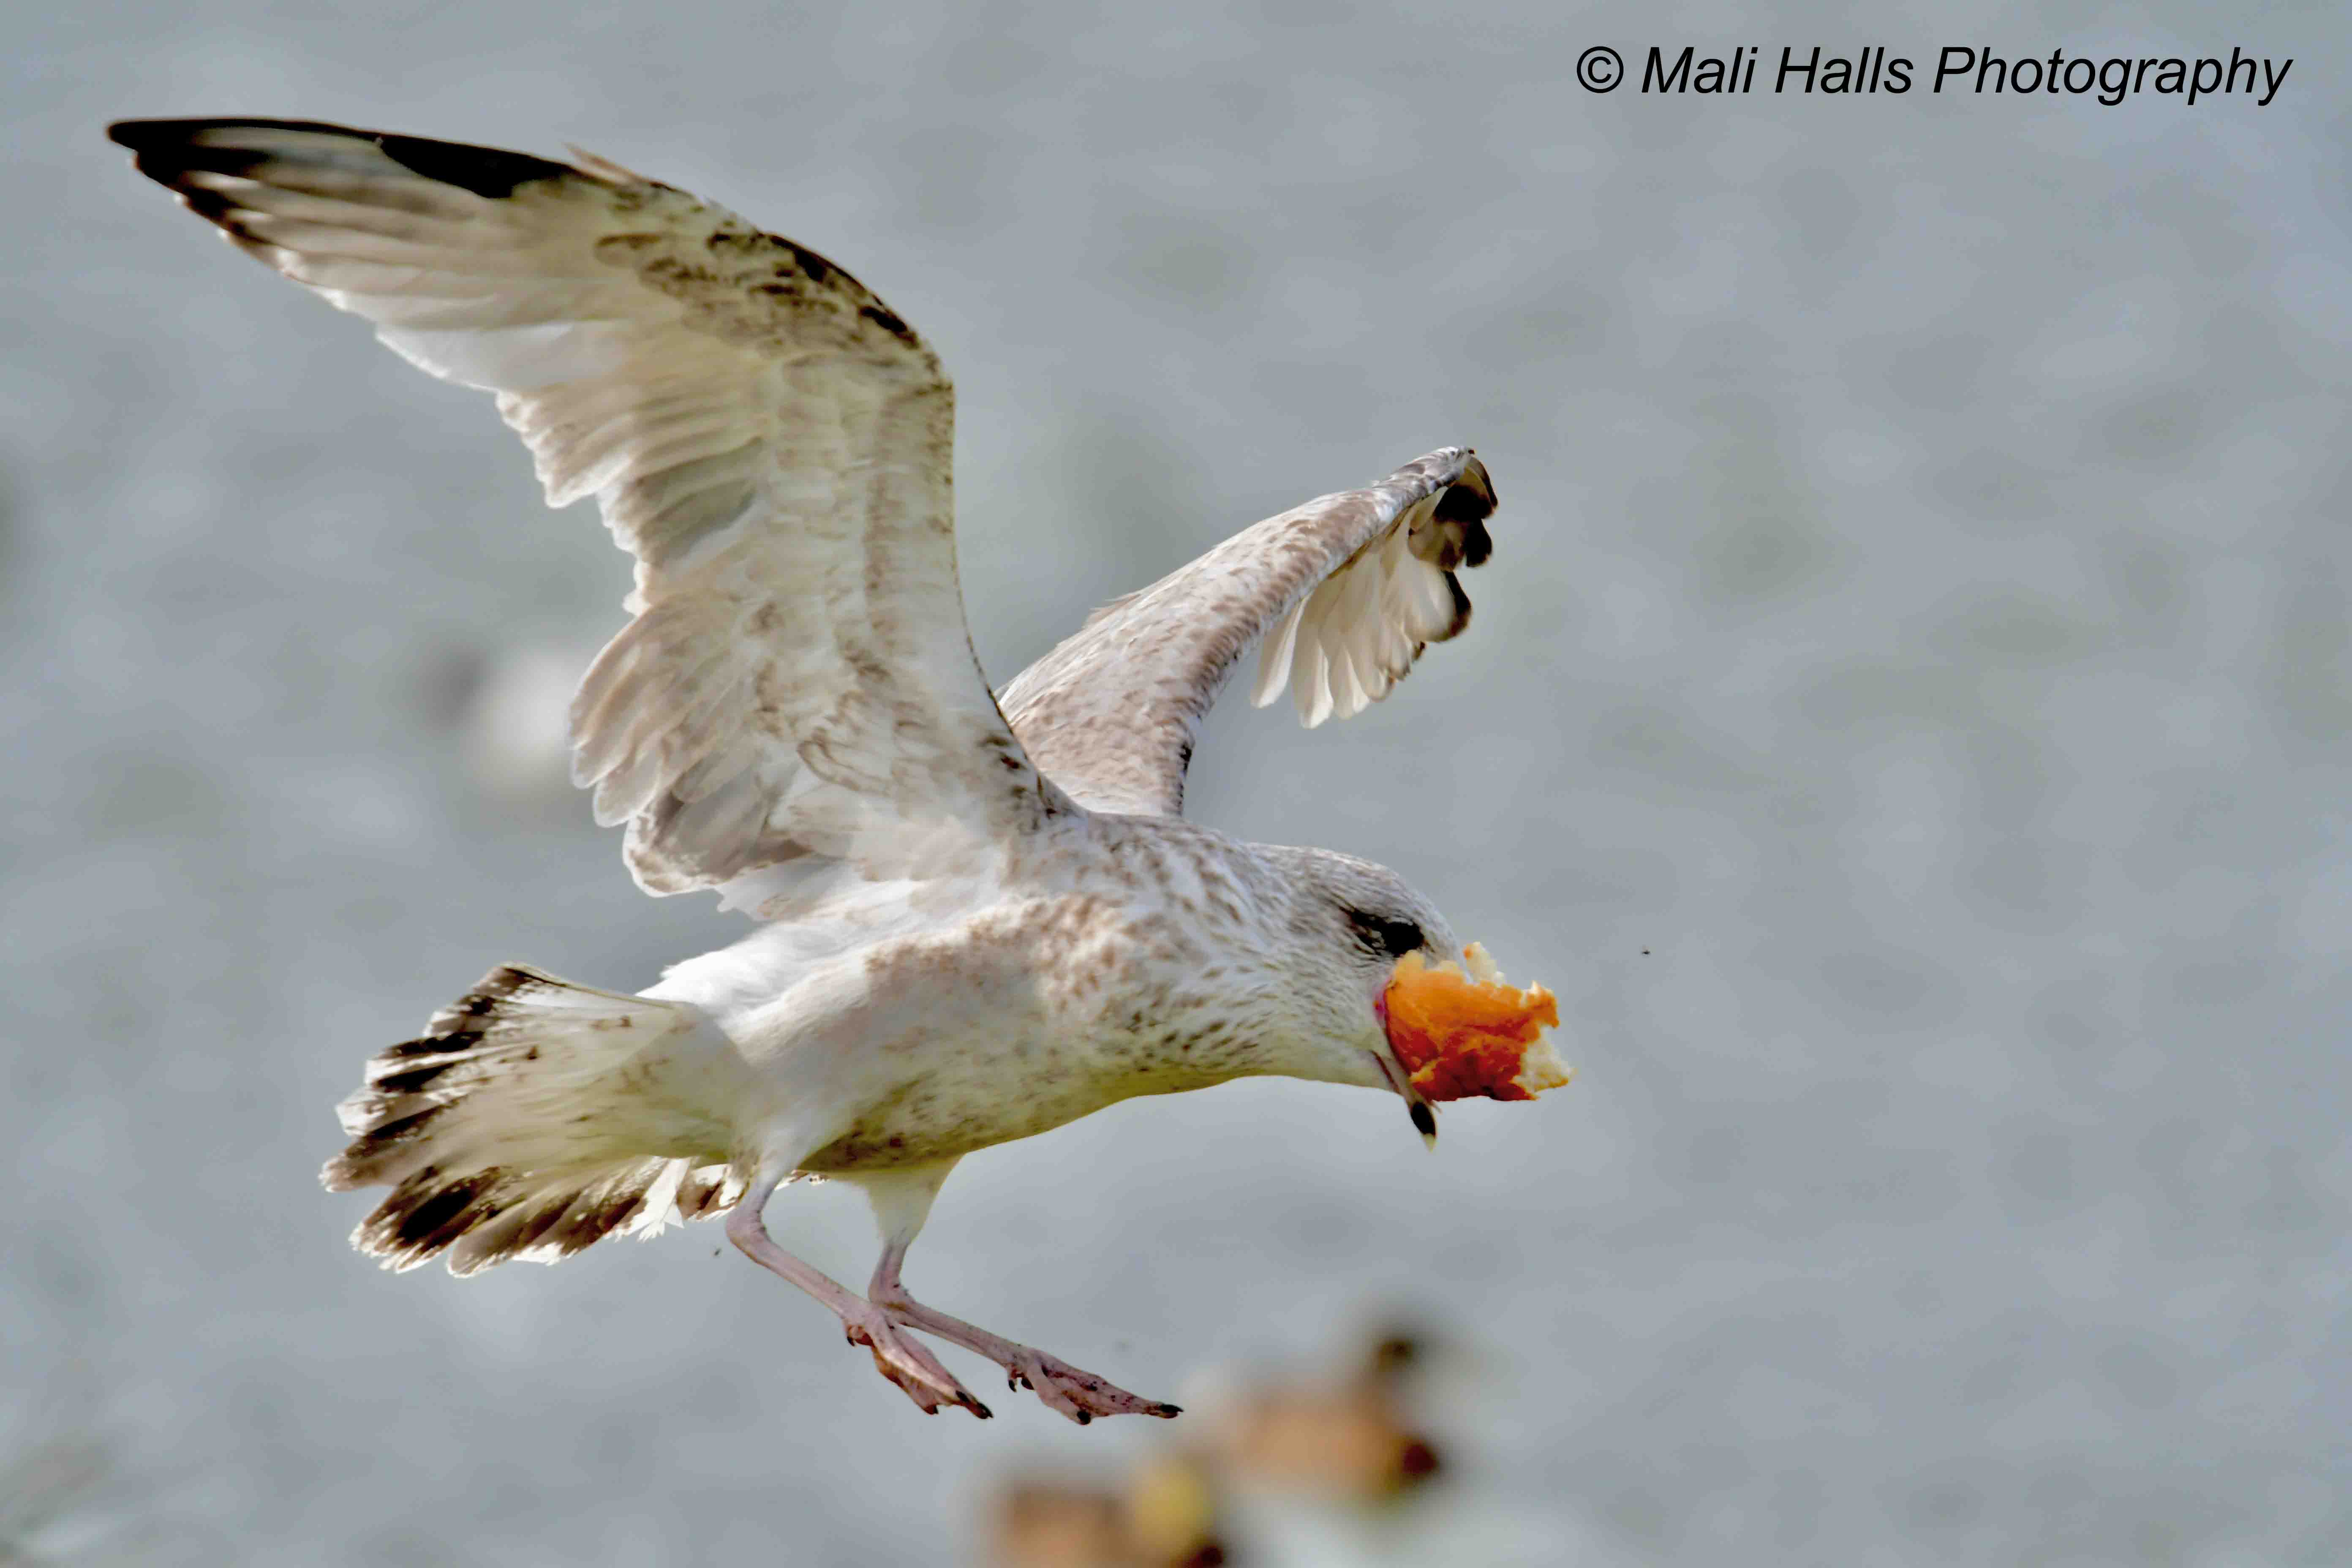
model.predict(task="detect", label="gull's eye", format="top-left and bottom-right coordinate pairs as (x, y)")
top-left (1348, 910), bottom-right (1426, 961)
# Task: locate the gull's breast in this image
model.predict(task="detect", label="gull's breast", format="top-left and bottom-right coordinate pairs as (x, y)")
top-left (792, 888), bottom-right (1270, 1171)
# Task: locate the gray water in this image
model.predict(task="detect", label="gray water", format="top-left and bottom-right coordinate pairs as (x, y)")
top-left (4, 1), bottom-right (2346, 1563)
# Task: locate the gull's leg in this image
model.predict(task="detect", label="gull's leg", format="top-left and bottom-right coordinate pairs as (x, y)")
top-left (725, 1162), bottom-right (990, 1418)
top-left (854, 1164), bottom-right (1181, 1426)
top-left (873, 1250), bottom-right (1183, 1424)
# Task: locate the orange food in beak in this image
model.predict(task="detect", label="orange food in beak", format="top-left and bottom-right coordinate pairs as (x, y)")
top-left (1383, 944), bottom-right (1568, 1103)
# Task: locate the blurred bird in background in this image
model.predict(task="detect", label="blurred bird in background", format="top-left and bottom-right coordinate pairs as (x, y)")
top-left (108, 117), bottom-right (1564, 1423)
top-left (0, 1430), bottom-right (134, 1567)
top-left (1202, 1328), bottom-right (1444, 1505)
top-left (427, 637), bottom-right (604, 806)
top-left (987, 1456), bottom-right (1230, 1568)
top-left (983, 1321), bottom-right (1454, 1567)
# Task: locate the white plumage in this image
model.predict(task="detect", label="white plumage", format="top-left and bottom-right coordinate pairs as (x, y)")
top-left (113, 116), bottom-right (1521, 1424)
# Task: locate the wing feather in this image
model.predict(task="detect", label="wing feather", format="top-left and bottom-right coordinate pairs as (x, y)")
top-left (112, 117), bottom-right (1063, 909)
top-left (997, 448), bottom-right (1498, 816)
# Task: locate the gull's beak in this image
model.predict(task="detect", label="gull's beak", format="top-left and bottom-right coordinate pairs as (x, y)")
top-left (1372, 989), bottom-right (1438, 1150)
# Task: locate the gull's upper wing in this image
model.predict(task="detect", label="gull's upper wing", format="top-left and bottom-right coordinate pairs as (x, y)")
top-left (998, 448), bottom-right (1499, 817)
top-left (111, 117), bottom-right (1067, 910)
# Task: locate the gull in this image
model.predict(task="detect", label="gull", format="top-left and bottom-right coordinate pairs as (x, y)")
top-left (110, 117), bottom-right (1514, 1424)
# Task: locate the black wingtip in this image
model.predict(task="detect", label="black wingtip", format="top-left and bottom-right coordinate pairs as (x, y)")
top-left (103, 117), bottom-right (208, 151)
top-left (106, 117), bottom-right (335, 195)
top-left (375, 131), bottom-right (574, 199)
top-left (107, 115), bottom-right (359, 152)
top-left (1434, 477), bottom-right (1495, 527)
top-left (1435, 572), bottom-right (1473, 642)
top-left (105, 116), bottom-right (576, 201)
top-left (1431, 463), bottom-right (1497, 570)
top-left (1410, 1101), bottom-right (1438, 1141)
top-left (1458, 516), bottom-right (1493, 569)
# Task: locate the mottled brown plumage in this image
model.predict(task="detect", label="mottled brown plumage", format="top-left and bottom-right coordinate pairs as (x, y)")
top-left (111, 115), bottom-right (1542, 1425)
top-left (1002, 449), bottom-right (1495, 816)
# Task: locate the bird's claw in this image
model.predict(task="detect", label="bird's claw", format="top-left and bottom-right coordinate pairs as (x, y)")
top-left (847, 1314), bottom-right (991, 1420)
top-left (870, 1295), bottom-right (1179, 1424)
top-left (1001, 1348), bottom-right (1181, 1426)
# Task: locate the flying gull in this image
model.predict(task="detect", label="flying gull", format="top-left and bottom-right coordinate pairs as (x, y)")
top-left (109, 117), bottom-right (1537, 1423)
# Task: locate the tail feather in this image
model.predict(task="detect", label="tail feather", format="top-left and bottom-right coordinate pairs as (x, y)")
top-left (324, 964), bottom-right (754, 1275)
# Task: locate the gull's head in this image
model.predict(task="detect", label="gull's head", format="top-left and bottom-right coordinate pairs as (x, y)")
top-left (1257, 847), bottom-right (1569, 1144)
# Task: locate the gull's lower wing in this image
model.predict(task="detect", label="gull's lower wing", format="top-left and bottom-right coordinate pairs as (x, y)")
top-left (111, 117), bottom-right (1066, 910)
top-left (998, 447), bottom-right (1498, 817)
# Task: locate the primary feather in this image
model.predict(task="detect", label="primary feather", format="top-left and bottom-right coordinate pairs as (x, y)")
top-left (108, 117), bottom-right (1055, 914)
top-left (999, 449), bottom-right (1496, 817)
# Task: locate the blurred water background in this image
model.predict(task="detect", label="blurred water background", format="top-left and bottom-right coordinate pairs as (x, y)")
top-left (3, 0), bottom-right (2347, 1562)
